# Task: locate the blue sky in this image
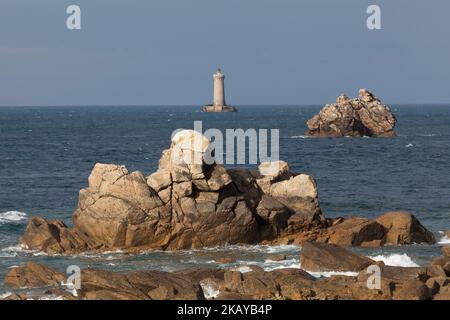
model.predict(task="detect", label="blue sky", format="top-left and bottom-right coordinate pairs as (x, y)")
top-left (1, 0), bottom-right (449, 105)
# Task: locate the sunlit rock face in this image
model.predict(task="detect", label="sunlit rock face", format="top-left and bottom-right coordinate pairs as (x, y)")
top-left (306, 89), bottom-right (397, 137)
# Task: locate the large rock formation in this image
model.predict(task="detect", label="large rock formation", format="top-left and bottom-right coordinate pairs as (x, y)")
top-left (19, 130), bottom-right (435, 254)
top-left (306, 89), bottom-right (397, 137)
top-left (21, 130), bottom-right (323, 253)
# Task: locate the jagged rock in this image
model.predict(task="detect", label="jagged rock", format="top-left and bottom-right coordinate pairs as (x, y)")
top-left (20, 217), bottom-right (94, 254)
top-left (263, 174), bottom-right (324, 227)
top-left (267, 254), bottom-right (287, 261)
top-left (443, 246), bottom-right (450, 258)
top-left (325, 217), bottom-right (386, 247)
top-left (4, 262), bottom-right (66, 288)
top-left (126, 271), bottom-right (204, 300)
top-left (375, 211), bottom-right (436, 245)
top-left (258, 161), bottom-right (290, 181)
top-left (393, 279), bottom-right (432, 300)
top-left (431, 256), bottom-right (450, 276)
top-left (146, 169), bottom-right (172, 192)
top-left (20, 130), bottom-right (326, 253)
top-left (0, 293), bottom-right (27, 300)
top-left (80, 268), bottom-right (205, 300)
top-left (306, 89), bottom-right (396, 137)
top-left (426, 277), bottom-right (449, 296)
top-left (300, 242), bottom-right (374, 272)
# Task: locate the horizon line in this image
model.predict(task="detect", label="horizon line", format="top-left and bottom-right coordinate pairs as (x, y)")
top-left (1, 103), bottom-right (450, 108)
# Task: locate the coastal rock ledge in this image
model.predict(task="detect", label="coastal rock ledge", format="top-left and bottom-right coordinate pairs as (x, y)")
top-left (3, 243), bottom-right (450, 300)
top-left (19, 130), bottom-right (434, 254)
top-left (306, 89), bottom-right (397, 137)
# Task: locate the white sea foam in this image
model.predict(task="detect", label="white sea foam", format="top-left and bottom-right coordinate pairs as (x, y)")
top-left (32, 295), bottom-right (64, 301)
top-left (231, 258), bottom-right (358, 278)
top-left (60, 281), bottom-right (79, 297)
top-left (176, 244), bottom-right (299, 255)
top-left (230, 266), bottom-right (254, 273)
top-left (0, 292), bottom-right (12, 299)
top-left (199, 279), bottom-right (220, 300)
top-left (438, 236), bottom-right (450, 244)
top-left (419, 134), bottom-right (438, 137)
top-left (265, 244), bottom-right (299, 254)
top-left (308, 271), bottom-right (359, 278)
top-left (290, 135), bottom-right (310, 139)
top-left (1, 244), bottom-right (48, 257)
top-left (369, 253), bottom-right (419, 267)
top-left (263, 258), bottom-right (300, 272)
top-left (0, 211), bottom-right (27, 224)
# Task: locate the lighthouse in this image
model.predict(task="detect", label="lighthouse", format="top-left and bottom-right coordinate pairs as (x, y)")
top-left (203, 69), bottom-right (237, 112)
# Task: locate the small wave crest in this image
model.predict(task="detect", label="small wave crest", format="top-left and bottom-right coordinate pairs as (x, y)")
top-left (438, 236), bottom-right (450, 244)
top-left (370, 253), bottom-right (419, 267)
top-left (0, 292), bottom-right (13, 299)
top-left (308, 271), bottom-right (359, 278)
top-left (419, 134), bottom-right (438, 137)
top-left (290, 135), bottom-right (310, 139)
top-left (0, 211), bottom-right (27, 224)
top-left (0, 245), bottom-right (47, 258)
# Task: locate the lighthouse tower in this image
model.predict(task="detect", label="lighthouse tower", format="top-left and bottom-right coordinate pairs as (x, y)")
top-left (213, 69), bottom-right (226, 111)
top-left (203, 69), bottom-right (237, 112)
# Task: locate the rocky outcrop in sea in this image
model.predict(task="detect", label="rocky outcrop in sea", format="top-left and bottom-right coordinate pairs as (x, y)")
top-left (306, 89), bottom-right (397, 137)
top-left (2, 130), bottom-right (448, 300)
top-left (19, 130), bottom-right (434, 255)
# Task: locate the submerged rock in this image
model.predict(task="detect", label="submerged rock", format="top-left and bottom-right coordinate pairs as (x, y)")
top-left (300, 242), bottom-right (374, 272)
top-left (306, 89), bottom-right (397, 137)
top-left (4, 262), bottom-right (66, 288)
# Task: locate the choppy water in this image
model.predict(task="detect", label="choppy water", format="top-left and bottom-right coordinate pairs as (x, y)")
top-left (1, 105), bottom-right (449, 292)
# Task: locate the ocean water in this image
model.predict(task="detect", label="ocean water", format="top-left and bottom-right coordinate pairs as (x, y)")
top-left (1, 105), bottom-right (450, 292)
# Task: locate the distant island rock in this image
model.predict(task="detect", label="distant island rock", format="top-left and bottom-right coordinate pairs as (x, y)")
top-left (306, 89), bottom-right (397, 137)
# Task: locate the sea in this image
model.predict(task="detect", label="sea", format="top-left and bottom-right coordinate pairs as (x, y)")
top-left (0, 105), bottom-right (449, 295)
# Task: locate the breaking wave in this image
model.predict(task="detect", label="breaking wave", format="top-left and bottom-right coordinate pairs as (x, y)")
top-left (0, 211), bottom-right (27, 224)
top-left (369, 253), bottom-right (419, 267)
top-left (438, 236), bottom-right (450, 244)
top-left (0, 292), bottom-right (12, 299)
top-left (0, 245), bottom-right (48, 258)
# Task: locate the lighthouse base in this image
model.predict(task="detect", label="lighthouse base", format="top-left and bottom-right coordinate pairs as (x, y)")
top-left (202, 105), bottom-right (237, 112)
